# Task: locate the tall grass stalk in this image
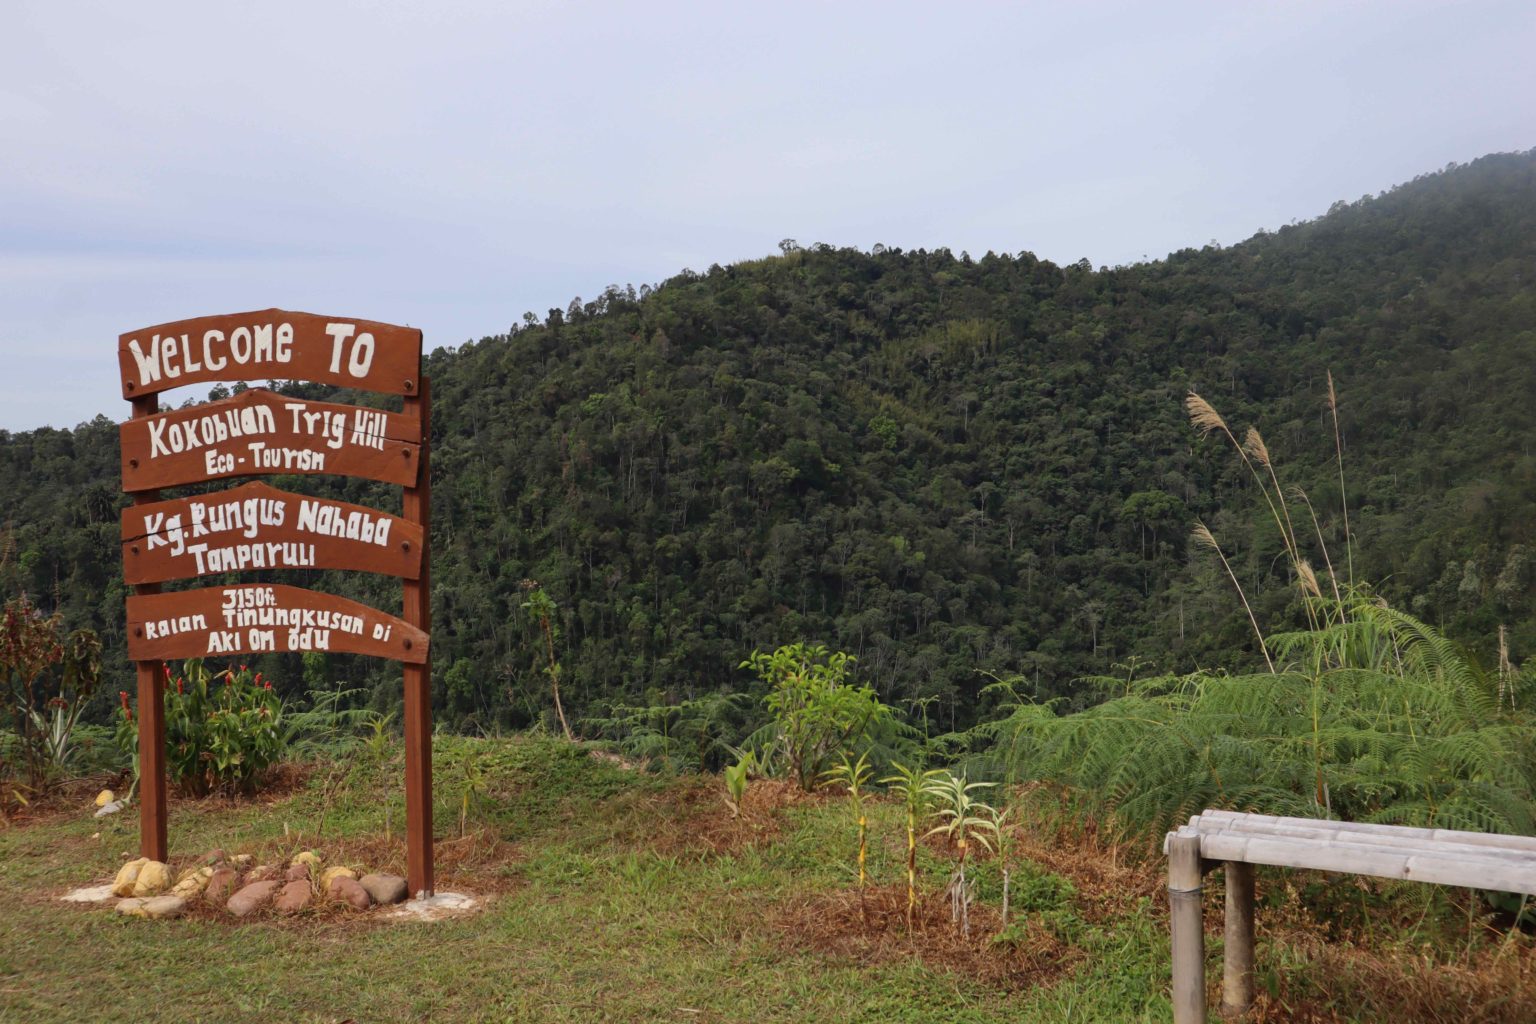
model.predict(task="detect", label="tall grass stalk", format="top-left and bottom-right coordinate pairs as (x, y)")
top-left (1327, 371), bottom-right (1354, 586)
top-left (1192, 522), bottom-right (1276, 673)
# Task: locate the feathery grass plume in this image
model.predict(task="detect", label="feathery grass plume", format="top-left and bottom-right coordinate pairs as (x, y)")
top-left (1289, 485), bottom-right (1344, 612)
top-left (1193, 522), bottom-right (1276, 673)
top-left (1187, 392), bottom-right (1300, 581)
top-left (1184, 392), bottom-right (1232, 441)
top-left (1327, 371), bottom-right (1354, 585)
top-left (1296, 559), bottom-right (1321, 599)
top-left (1243, 426), bottom-right (1301, 555)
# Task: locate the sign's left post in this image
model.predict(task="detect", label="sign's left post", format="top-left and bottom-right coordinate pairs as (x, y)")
top-left (128, 393), bottom-right (169, 861)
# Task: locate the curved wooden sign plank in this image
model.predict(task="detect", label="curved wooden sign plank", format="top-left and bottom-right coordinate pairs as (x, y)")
top-left (121, 481), bottom-right (422, 584)
top-left (127, 584), bottom-right (428, 663)
top-left (118, 309), bottom-right (422, 399)
top-left (120, 388), bottom-right (421, 491)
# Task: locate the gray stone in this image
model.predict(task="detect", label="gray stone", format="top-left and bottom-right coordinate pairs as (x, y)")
top-left (94, 800), bottom-right (124, 818)
top-left (359, 873), bottom-right (408, 905)
top-left (225, 880), bottom-right (280, 917)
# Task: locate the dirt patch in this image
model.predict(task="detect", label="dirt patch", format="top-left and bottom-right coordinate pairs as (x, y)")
top-left (777, 883), bottom-right (1085, 991)
top-left (634, 776), bottom-right (810, 859)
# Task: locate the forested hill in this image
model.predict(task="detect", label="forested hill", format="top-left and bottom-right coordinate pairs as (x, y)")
top-left (4, 150), bottom-right (1535, 731)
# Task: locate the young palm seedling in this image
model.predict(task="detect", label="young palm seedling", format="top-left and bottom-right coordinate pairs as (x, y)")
top-left (923, 771), bottom-right (1000, 939)
top-left (723, 749), bottom-right (755, 818)
top-left (823, 751), bottom-right (875, 923)
top-left (881, 761), bottom-right (945, 933)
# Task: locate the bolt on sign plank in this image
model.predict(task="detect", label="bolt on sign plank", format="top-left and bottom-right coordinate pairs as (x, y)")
top-left (121, 480), bottom-right (423, 585)
top-left (120, 387), bottom-right (422, 491)
top-left (128, 584), bottom-right (429, 663)
top-left (118, 309), bottom-right (423, 399)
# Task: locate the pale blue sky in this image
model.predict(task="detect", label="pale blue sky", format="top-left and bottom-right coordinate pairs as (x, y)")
top-left (3, 1), bottom-right (1532, 430)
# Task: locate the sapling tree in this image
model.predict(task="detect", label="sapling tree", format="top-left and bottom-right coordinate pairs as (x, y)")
top-left (823, 751), bottom-right (874, 898)
top-left (923, 771), bottom-right (1000, 938)
top-left (723, 749), bottom-right (754, 818)
top-left (740, 643), bottom-right (890, 791)
top-left (521, 581), bottom-right (574, 742)
top-left (882, 761), bottom-right (945, 932)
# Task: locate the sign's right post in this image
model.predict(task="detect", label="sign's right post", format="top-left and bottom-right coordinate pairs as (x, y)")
top-left (402, 377), bottom-right (433, 897)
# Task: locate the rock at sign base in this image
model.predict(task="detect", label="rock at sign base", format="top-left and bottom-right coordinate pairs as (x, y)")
top-left (61, 884), bottom-right (116, 903)
top-left (205, 867), bottom-right (240, 907)
top-left (226, 880), bottom-right (280, 917)
top-left (292, 850), bottom-right (323, 872)
top-left (285, 862), bottom-right (311, 882)
top-left (95, 789), bottom-right (115, 808)
top-left (229, 854), bottom-right (254, 869)
top-left (132, 861), bottom-right (172, 898)
top-left (141, 895), bottom-right (188, 920)
top-left (94, 800), bottom-right (125, 818)
top-left (328, 875), bottom-right (372, 910)
top-left (243, 864), bottom-right (280, 884)
top-left (359, 873), bottom-right (408, 905)
top-left (319, 866), bottom-right (357, 889)
top-left (202, 848), bottom-right (228, 866)
top-left (274, 880), bottom-right (312, 913)
top-left (170, 867), bottom-right (214, 899)
top-left (115, 898), bottom-right (148, 918)
top-left (112, 858), bottom-right (148, 898)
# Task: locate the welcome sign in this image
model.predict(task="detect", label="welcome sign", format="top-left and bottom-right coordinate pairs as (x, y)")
top-left (120, 308), bottom-right (437, 895)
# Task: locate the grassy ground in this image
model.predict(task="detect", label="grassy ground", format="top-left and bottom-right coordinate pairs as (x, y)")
top-left (1, 736), bottom-right (1532, 1023)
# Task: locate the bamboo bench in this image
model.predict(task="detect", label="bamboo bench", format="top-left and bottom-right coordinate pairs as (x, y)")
top-left (1164, 809), bottom-right (1536, 1022)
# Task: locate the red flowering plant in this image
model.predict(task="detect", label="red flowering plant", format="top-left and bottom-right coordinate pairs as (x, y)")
top-left (115, 659), bottom-right (286, 796)
top-left (0, 595), bottom-right (101, 789)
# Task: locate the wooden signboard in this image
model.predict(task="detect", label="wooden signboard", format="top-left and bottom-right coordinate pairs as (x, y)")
top-left (119, 310), bottom-right (436, 895)
top-left (119, 309), bottom-right (422, 399)
top-left (121, 480), bottom-right (423, 585)
top-left (121, 388), bottom-right (421, 491)
top-left (127, 584), bottom-right (428, 663)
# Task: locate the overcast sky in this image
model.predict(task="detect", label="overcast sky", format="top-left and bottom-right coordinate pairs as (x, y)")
top-left (3, 1), bottom-right (1532, 431)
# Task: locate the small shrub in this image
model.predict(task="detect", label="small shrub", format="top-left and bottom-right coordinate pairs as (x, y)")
top-left (741, 642), bottom-right (892, 791)
top-left (117, 660), bottom-right (286, 796)
top-left (0, 595), bottom-right (101, 789)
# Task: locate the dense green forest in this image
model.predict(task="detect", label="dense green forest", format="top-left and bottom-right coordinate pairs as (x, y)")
top-left (3, 150), bottom-right (1534, 733)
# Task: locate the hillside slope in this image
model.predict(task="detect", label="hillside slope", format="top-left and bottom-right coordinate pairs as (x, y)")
top-left (3, 150), bottom-right (1534, 728)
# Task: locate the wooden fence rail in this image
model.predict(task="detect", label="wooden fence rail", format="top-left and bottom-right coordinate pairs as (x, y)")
top-left (1165, 809), bottom-right (1536, 1021)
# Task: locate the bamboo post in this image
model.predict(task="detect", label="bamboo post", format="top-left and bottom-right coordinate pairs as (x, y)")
top-left (1169, 832), bottom-right (1206, 1024)
top-left (1223, 861), bottom-right (1255, 1018)
top-left (402, 376), bottom-right (433, 897)
top-left (129, 393), bottom-right (168, 862)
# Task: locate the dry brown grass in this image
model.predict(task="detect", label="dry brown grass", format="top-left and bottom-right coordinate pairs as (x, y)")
top-left (1245, 932), bottom-right (1536, 1024)
top-left (638, 775), bottom-right (807, 859)
top-left (777, 883), bottom-right (1086, 992)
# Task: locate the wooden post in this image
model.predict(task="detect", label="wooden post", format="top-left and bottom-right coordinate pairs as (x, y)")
top-left (129, 394), bottom-right (168, 863)
top-left (402, 377), bottom-right (433, 897)
top-left (1223, 861), bottom-right (1255, 1018)
top-left (1169, 832), bottom-right (1206, 1024)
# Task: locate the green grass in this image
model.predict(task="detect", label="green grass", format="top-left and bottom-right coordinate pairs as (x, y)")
top-left (0, 735), bottom-right (1184, 1023)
